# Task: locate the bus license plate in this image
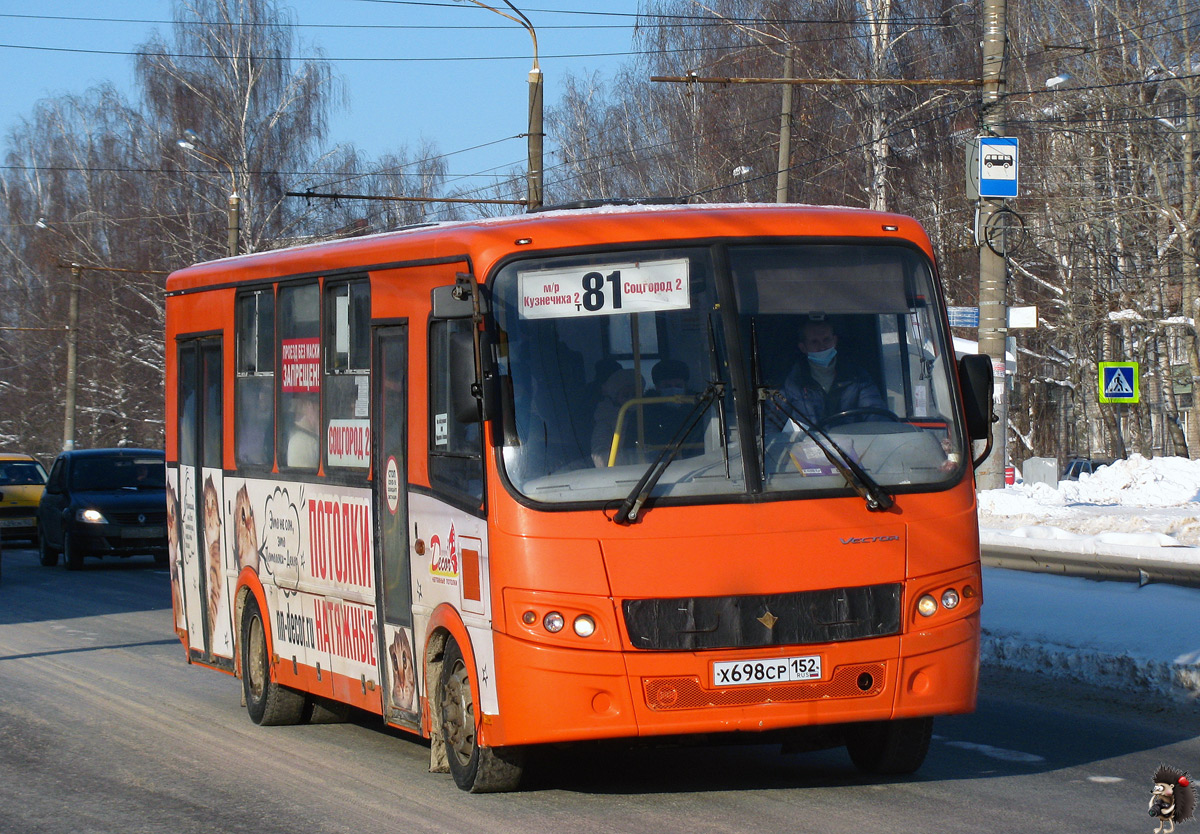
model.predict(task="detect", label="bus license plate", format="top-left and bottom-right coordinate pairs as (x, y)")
top-left (712, 655), bottom-right (822, 687)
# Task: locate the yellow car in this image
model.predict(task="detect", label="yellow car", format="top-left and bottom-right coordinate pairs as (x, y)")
top-left (0, 453), bottom-right (49, 544)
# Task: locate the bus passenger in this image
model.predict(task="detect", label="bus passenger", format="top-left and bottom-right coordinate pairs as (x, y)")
top-left (286, 396), bottom-right (320, 468)
top-left (779, 319), bottom-right (884, 426)
top-left (644, 359), bottom-right (704, 452)
top-left (647, 358), bottom-right (690, 398)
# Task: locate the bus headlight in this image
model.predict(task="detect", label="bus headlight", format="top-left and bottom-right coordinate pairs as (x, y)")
top-left (941, 588), bottom-right (961, 610)
top-left (543, 612), bottom-right (565, 633)
top-left (917, 594), bottom-right (938, 617)
top-left (573, 615), bottom-right (596, 638)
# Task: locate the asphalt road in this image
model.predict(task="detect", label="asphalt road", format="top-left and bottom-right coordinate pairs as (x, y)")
top-left (0, 543), bottom-right (1196, 834)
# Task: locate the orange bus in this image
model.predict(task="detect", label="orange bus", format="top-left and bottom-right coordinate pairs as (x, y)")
top-left (165, 203), bottom-right (993, 792)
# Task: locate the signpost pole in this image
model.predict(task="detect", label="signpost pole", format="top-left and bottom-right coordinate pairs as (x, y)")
top-left (975, 0), bottom-right (1010, 490)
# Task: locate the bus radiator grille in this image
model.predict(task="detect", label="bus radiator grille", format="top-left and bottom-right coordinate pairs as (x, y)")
top-left (623, 584), bottom-right (901, 651)
top-left (642, 662), bottom-right (886, 711)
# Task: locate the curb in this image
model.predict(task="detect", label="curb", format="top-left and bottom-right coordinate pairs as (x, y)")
top-left (981, 529), bottom-right (1200, 589)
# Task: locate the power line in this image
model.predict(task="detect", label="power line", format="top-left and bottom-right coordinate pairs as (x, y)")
top-left (0, 23), bottom-right (973, 64)
top-left (345, 0), bottom-right (968, 25)
top-left (0, 11), bottom-right (968, 30)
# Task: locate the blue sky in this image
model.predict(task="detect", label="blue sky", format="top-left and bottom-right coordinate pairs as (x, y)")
top-left (0, 1), bottom-right (647, 199)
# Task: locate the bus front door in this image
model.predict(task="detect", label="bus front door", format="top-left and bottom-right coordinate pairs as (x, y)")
top-left (373, 325), bottom-right (420, 728)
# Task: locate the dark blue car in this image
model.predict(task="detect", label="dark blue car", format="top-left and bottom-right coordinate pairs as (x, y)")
top-left (37, 449), bottom-right (168, 570)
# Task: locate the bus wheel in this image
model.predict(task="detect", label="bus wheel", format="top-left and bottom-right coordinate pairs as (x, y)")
top-left (844, 717), bottom-right (933, 775)
top-left (240, 596), bottom-right (306, 726)
top-left (438, 638), bottom-right (524, 793)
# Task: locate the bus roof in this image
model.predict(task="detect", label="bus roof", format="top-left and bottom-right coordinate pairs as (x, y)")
top-left (166, 202), bottom-right (934, 293)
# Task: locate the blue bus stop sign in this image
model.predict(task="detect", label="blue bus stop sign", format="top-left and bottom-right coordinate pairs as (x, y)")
top-left (978, 137), bottom-right (1018, 198)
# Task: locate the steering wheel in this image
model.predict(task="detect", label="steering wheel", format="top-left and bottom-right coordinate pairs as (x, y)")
top-left (818, 407), bottom-right (903, 430)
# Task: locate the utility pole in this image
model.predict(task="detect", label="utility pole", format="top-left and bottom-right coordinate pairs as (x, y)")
top-left (228, 192), bottom-right (241, 257)
top-left (975, 0), bottom-right (1009, 489)
top-left (528, 64), bottom-right (544, 210)
top-left (62, 264), bottom-right (81, 451)
top-left (776, 51), bottom-right (794, 203)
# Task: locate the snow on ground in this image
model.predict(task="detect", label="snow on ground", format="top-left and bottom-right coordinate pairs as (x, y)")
top-left (976, 454), bottom-right (1200, 703)
top-left (979, 454), bottom-right (1200, 544)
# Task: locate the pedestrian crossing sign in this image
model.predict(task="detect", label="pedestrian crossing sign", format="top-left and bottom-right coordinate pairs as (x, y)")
top-left (1098, 362), bottom-right (1139, 404)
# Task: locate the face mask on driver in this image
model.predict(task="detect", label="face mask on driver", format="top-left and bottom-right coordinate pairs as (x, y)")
top-left (807, 347), bottom-right (837, 367)
top-left (659, 386), bottom-right (685, 397)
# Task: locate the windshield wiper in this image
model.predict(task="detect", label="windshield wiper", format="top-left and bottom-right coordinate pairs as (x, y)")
top-left (759, 389), bottom-right (894, 512)
top-left (613, 382), bottom-right (724, 525)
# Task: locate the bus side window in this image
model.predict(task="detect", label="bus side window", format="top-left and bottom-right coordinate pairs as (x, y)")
top-left (429, 319), bottom-right (484, 505)
top-left (324, 279), bottom-right (371, 474)
top-left (279, 283), bottom-right (321, 470)
top-left (235, 289), bottom-right (275, 468)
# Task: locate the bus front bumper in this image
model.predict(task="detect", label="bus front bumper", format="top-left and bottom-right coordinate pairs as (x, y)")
top-left (484, 612), bottom-right (979, 748)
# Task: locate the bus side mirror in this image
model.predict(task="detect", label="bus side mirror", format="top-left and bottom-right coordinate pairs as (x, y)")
top-left (450, 330), bottom-right (481, 423)
top-left (432, 285), bottom-right (474, 319)
top-left (958, 354), bottom-right (994, 441)
top-left (449, 331), bottom-right (499, 424)
top-left (432, 276), bottom-right (487, 319)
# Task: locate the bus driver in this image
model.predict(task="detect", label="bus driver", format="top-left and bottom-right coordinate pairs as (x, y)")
top-left (780, 318), bottom-right (884, 426)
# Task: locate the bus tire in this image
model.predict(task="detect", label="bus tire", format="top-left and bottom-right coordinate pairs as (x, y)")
top-left (240, 595), bottom-right (306, 726)
top-left (438, 638), bottom-right (524, 793)
top-left (844, 716), bottom-right (933, 775)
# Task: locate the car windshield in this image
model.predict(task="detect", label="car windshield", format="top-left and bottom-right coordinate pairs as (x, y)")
top-left (489, 242), bottom-right (963, 506)
top-left (0, 461), bottom-right (47, 486)
top-left (71, 456), bottom-right (166, 491)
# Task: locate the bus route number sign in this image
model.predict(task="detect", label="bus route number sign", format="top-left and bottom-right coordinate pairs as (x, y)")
top-left (518, 258), bottom-right (691, 319)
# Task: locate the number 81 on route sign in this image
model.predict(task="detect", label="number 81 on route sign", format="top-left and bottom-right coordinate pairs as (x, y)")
top-left (518, 258), bottom-right (691, 319)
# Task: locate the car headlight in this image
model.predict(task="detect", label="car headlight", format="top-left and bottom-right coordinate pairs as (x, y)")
top-left (77, 508), bottom-right (108, 524)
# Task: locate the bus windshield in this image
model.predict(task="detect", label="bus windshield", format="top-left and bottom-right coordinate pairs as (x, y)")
top-left (490, 241), bottom-right (963, 505)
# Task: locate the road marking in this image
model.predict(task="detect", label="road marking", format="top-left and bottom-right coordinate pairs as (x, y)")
top-left (1087, 776), bottom-right (1124, 783)
top-left (943, 740), bottom-right (1045, 763)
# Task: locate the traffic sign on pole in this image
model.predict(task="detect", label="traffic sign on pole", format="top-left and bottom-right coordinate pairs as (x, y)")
top-left (978, 137), bottom-right (1018, 198)
top-left (1098, 361), bottom-right (1139, 404)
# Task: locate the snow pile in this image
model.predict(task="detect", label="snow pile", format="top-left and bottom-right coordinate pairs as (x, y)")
top-left (978, 454), bottom-right (1200, 545)
top-left (1002, 454), bottom-right (1200, 507)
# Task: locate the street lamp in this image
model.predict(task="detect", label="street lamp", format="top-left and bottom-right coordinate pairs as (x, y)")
top-left (733, 165), bottom-right (753, 202)
top-left (458, 0), bottom-right (542, 210)
top-left (177, 130), bottom-right (242, 256)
